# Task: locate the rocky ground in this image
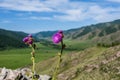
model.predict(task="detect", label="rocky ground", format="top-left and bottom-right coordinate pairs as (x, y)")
top-left (0, 67), bottom-right (51, 80)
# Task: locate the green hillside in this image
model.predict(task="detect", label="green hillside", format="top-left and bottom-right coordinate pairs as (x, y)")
top-left (35, 45), bottom-right (120, 80)
top-left (35, 31), bottom-right (57, 39)
top-left (0, 29), bottom-right (28, 50)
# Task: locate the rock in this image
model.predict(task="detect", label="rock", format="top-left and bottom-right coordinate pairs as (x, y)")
top-left (5, 69), bottom-right (18, 80)
top-left (39, 75), bottom-right (51, 80)
top-left (0, 67), bottom-right (51, 80)
top-left (0, 67), bottom-right (8, 80)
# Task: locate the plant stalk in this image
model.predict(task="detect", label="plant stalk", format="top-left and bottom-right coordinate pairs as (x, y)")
top-left (52, 40), bottom-right (64, 80)
top-left (30, 44), bottom-right (35, 80)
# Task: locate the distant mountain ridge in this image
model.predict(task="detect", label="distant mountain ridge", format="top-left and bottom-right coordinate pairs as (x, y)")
top-left (64, 19), bottom-right (120, 39)
top-left (34, 31), bottom-right (57, 39)
top-left (0, 19), bottom-right (120, 50)
top-left (0, 28), bottom-right (28, 50)
top-left (35, 19), bottom-right (120, 46)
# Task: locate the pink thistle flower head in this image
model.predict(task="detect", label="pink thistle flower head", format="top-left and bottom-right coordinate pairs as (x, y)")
top-left (28, 40), bottom-right (33, 44)
top-left (52, 31), bottom-right (63, 44)
top-left (23, 37), bottom-right (29, 43)
top-left (23, 34), bottom-right (33, 45)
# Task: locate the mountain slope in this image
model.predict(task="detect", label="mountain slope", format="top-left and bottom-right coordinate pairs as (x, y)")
top-left (65, 19), bottom-right (120, 40)
top-left (0, 29), bottom-right (28, 50)
top-left (35, 45), bottom-right (120, 80)
top-left (34, 31), bottom-right (57, 40)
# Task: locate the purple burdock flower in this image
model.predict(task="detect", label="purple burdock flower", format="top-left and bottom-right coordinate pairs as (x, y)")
top-left (52, 31), bottom-right (63, 44)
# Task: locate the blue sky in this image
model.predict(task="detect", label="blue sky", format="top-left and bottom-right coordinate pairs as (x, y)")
top-left (0, 0), bottom-right (120, 33)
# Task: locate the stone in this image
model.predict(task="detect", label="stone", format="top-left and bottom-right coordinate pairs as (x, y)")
top-left (0, 67), bottom-right (51, 80)
top-left (39, 75), bottom-right (51, 80)
top-left (0, 67), bottom-right (8, 80)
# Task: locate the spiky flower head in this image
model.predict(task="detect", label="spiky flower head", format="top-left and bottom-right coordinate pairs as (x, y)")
top-left (52, 30), bottom-right (64, 44)
top-left (23, 34), bottom-right (33, 45)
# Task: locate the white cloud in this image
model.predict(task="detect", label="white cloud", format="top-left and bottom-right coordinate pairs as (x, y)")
top-left (0, 0), bottom-right (53, 12)
top-left (29, 16), bottom-right (51, 20)
top-left (0, 0), bottom-right (120, 22)
top-left (54, 9), bottom-right (87, 21)
top-left (53, 3), bottom-right (120, 22)
top-left (87, 5), bottom-right (120, 22)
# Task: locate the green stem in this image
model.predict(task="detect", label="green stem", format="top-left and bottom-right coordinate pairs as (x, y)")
top-left (52, 40), bottom-right (64, 80)
top-left (31, 57), bottom-right (35, 80)
top-left (52, 53), bottom-right (62, 80)
top-left (30, 44), bottom-right (35, 80)
top-left (60, 40), bottom-right (64, 54)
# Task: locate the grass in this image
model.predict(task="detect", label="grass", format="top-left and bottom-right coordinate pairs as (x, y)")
top-left (34, 45), bottom-right (120, 80)
top-left (35, 47), bottom-right (107, 74)
top-left (1, 39), bottom-right (119, 80)
top-left (61, 46), bottom-right (120, 80)
top-left (0, 40), bottom-right (92, 69)
top-left (64, 39), bottom-right (93, 51)
top-left (0, 48), bottom-right (56, 69)
top-left (0, 43), bottom-right (58, 69)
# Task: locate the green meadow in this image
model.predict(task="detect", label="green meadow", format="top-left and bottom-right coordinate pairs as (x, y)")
top-left (0, 40), bottom-right (92, 69)
top-left (0, 48), bottom-right (56, 69)
top-left (0, 43), bottom-right (56, 69)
